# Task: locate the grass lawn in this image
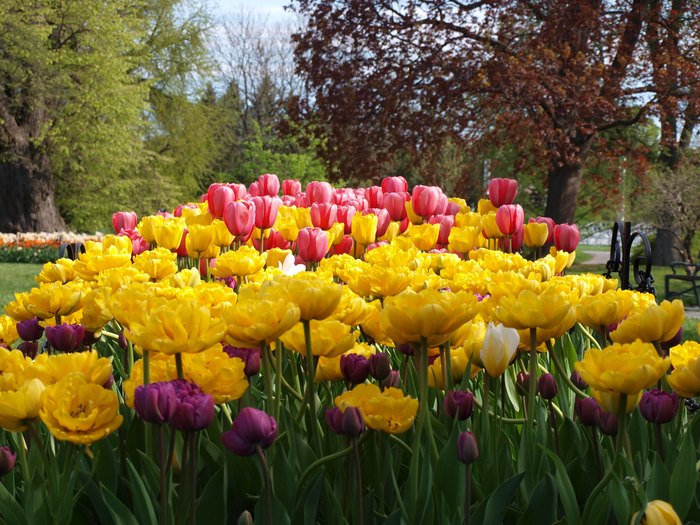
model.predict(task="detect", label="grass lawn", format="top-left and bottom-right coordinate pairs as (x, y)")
top-left (0, 263), bottom-right (43, 308)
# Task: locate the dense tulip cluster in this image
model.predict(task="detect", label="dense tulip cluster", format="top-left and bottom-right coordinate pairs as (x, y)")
top-left (0, 174), bottom-right (693, 524)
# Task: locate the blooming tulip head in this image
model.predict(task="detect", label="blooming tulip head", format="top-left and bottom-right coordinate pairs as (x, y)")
top-left (631, 500), bottom-right (682, 525)
top-left (221, 407), bottom-right (278, 456)
top-left (639, 389), bottom-right (679, 424)
top-left (45, 323), bottom-right (86, 353)
top-left (381, 176), bottom-right (408, 193)
top-left (223, 200), bottom-right (256, 238)
top-left (480, 322), bottom-right (519, 377)
top-left (306, 181), bottom-right (333, 204)
top-left (488, 178), bottom-right (518, 207)
top-left (325, 406), bottom-right (365, 437)
top-left (297, 227), bottom-right (330, 263)
top-left (134, 382), bottom-right (177, 425)
top-left (251, 196), bottom-right (282, 230)
top-left (112, 211), bottom-right (138, 234)
top-left (170, 380), bottom-right (215, 432)
top-left (282, 179), bottom-right (301, 196)
top-left (383, 192), bottom-right (409, 221)
top-left (495, 204), bottom-right (523, 237)
top-left (533, 216), bottom-right (556, 243)
top-left (257, 173), bottom-right (280, 196)
top-left (208, 184), bottom-right (236, 219)
top-left (523, 221), bottom-right (549, 249)
top-left (310, 202), bottom-right (338, 230)
top-left (411, 185), bottom-right (444, 219)
top-left (553, 223), bottom-right (580, 252)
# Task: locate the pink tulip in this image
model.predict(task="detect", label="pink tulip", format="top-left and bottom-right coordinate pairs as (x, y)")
top-left (310, 202), bottom-right (338, 230)
top-left (495, 204), bottom-right (524, 236)
top-left (306, 181), bottom-right (333, 204)
top-left (223, 200), bottom-right (256, 238)
top-left (208, 185), bottom-right (236, 219)
top-left (330, 235), bottom-right (354, 255)
top-left (336, 206), bottom-right (357, 234)
top-left (112, 211), bottom-right (137, 234)
top-left (248, 181), bottom-right (260, 197)
top-left (367, 186), bottom-right (384, 208)
top-left (119, 228), bottom-right (150, 256)
top-left (532, 217), bottom-right (556, 244)
top-left (297, 227), bottom-right (329, 263)
top-left (252, 229), bottom-right (290, 251)
top-left (381, 176), bottom-right (408, 193)
top-left (499, 226), bottom-right (524, 253)
top-left (488, 178), bottom-right (518, 207)
top-left (282, 179), bottom-right (301, 197)
top-left (553, 224), bottom-right (580, 252)
top-left (429, 214), bottom-right (455, 245)
top-left (257, 174), bottom-right (280, 196)
top-left (251, 196), bottom-right (282, 230)
top-left (411, 185), bottom-right (444, 218)
top-left (445, 201), bottom-right (461, 216)
top-left (365, 208), bottom-right (391, 238)
top-left (383, 192), bottom-right (409, 221)
top-left (176, 229), bottom-right (189, 257)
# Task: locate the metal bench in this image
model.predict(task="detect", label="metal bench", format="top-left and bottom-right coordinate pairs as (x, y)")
top-left (665, 259), bottom-right (700, 305)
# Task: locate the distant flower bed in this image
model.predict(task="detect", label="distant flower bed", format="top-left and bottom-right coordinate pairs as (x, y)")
top-left (0, 233), bottom-right (104, 264)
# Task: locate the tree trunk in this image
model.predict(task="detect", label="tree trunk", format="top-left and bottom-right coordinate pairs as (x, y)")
top-left (544, 163), bottom-right (584, 225)
top-left (0, 161), bottom-right (66, 232)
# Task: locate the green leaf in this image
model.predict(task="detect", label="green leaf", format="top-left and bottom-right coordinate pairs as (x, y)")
top-left (126, 459), bottom-right (157, 525)
top-left (100, 483), bottom-right (140, 525)
top-left (670, 433), bottom-right (697, 519)
top-left (196, 465), bottom-right (227, 524)
top-left (475, 471), bottom-right (525, 525)
top-left (646, 454), bottom-right (670, 502)
top-left (542, 448), bottom-right (581, 525)
top-left (517, 474), bottom-right (557, 525)
top-left (609, 473), bottom-right (631, 525)
top-left (0, 482), bottom-right (28, 525)
top-left (291, 471), bottom-right (324, 525)
top-left (434, 425), bottom-right (465, 508)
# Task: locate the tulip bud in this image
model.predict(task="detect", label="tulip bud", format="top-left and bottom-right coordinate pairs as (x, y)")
top-left (16, 317), bottom-right (44, 341)
top-left (237, 511), bottom-right (254, 525)
top-left (368, 353), bottom-right (391, 381)
top-left (412, 185), bottom-right (444, 218)
top-left (118, 330), bottom-right (128, 351)
top-left (553, 224), bottom-right (580, 252)
top-left (631, 500), bottom-right (682, 525)
top-left (221, 407), bottom-right (278, 456)
top-left (381, 176), bottom-right (408, 193)
top-left (596, 409), bottom-right (618, 436)
top-left (340, 353), bottom-right (370, 385)
top-left (487, 178), bottom-right (518, 207)
top-left (134, 382), bottom-right (177, 425)
top-left (367, 186), bottom-right (384, 208)
top-left (533, 216), bottom-right (556, 244)
top-left (112, 211), bottom-right (138, 234)
top-left (223, 200), bottom-right (256, 238)
top-left (574, 397), bottom-right (599, 427)
top-left (495, 204), bottom-right (524, 237)
top-left (223, 345), bottom-right (262, 377)
top-left (0, 446), bottom-right (16, 477)
top-left (397, 343), bottom-right (414, 356)
top-left (443, 390), bottom-right (475, 420)
top-left (45, 323), bottom-right (86, 353)
top-left (456, 431), bottom-right (479, 465)
top-left (18, 340), bottom-right (39, 359)
top-left (297, 227), bottom-right (330, 263)
top-left (257, 174), bottom-right (280, 196)
top-left (281, 179), bottom-right (301, 197)
top-left (639, 389), bottom-right (679, 425)
top-left (516, 372), bottom-right (530, 396)
top-left (325, 406), bottom-right (365, 438)
top-left (538, 373), bottom-right (558, 400)
top-left (380, 370), bottom-right (401, 390)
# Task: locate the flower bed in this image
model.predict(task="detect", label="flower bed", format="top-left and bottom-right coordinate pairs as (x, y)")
top-left (0, 176), bottom-right (696, 524)
top-left (0, 233), bottom-right (104, 264)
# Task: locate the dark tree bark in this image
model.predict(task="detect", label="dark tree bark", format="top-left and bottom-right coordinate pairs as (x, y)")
top-left (0, 161), bottom-right (66, 232)
top-left (544, 164), bottom-right (584, 225)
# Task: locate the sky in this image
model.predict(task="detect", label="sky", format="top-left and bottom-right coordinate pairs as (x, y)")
top-left (213, 0), bottom-right (293, 21)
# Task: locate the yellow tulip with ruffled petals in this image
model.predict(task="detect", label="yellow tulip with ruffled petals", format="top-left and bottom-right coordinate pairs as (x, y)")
top-left (448, 226), bottom-right (481, 253)
top-left (169, 268), bottom-right (202, 289)
top-left (335, 384), bottom-right (418, 434)
top-left (36, 258), bottom-right (77, 284)
top-left (330, 288), bottom-right (370, 326)
top-left (492, 287), bottom-right (572, 331)
top-left (477, 198), bottom-right (497, 215)
top-left (610, 299), bottom-right (684, 344)
top-left (0, 378), bottom-right (46, 432)
top-left (5, 292), bottom-right (34, 322)
top-left (667, 341), bottom-right (700, 397)
top-left (74, 245), bottom-right (133, 281)
top-left (576, 292), bottom-right (626, 329)
top-left (345, 264), bottom-right (412, 299)
top-left (73, 286), bottom-right (113, 332)
top-left (133, 247), bottom-right (178, 281)
top-left (153, 217), bottom-right (186, 250)
top-left (125, 297), bottom-right (226, 355)
top-left (276, 214), bottom-right (300, 242)
top-left (407, 223), bottom-right (440, 251)
top-left (360, 300), bottom-right (393, 346)
top-left (40, 374), bottom-right (122, 445)
top-left (316, 342), bottom-right (376, 382)
top-left (138, 215), bottom-right (161, 244)
top-left (516, 307), bottom-right (577, 345)
top-left (222, 287), bottom-right (299, 347)
top-left (455, 211), bottom-right (482, 228)
top-left (211, 246), bottom-right (266, 279)
top-left (26, 350), bottom-right (113, 388)
top-left (0, 315), bottom-right (19, 346)
top-left (270, 274), bottom-right (342, 321)
top-left (25, 281), bottom-right (83, 320)
top-left (183, 346), bottom-right (249, 403)
top-left (575, 340), bottom-right (669, 397)
top-left (0, 347), bottom-right (32, 391)
top-left (591, 389), bottom-right (642, 414)
top-left (381, 288), bottom-right (478, 347)
top-left (281, 319), bottom-right (357, 358)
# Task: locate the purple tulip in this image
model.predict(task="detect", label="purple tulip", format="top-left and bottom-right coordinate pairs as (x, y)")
top-left (340, 354), bottom-right (370, 385)
top-left (443, 390), bottom-right (475, 420)
top-left (221, 407), bottom-right (278, 456)
top-left (457, 431), bottom-right (479, 465)
top-left (538, 373), bottom-right (558, 400)
top-left (380, 370), bottom-right (401, 391)
top-left (134, 382), bottom-right (177, 424)
top-left (223, 345), bottom-right (261, 377)
top-left (0, 446), bottom-right (16, 476)
top-left (570, 370), bottom-right (588, 391)
top-left (516, 372), bottom-right (530, 397)
top-left (325, 406), bottom-right (365, 438)
top-left (368, 353), bottom-right (391, 381)
top-left (45, 323), bottom-right (85, 353)
top-left (575, 397), bottom-right (599, 427)
top-left (640, 389), bottom-right (679, 425)
top-left (170, 380), bottom-right (214, 431)
top-left (596, 410), bottom-right (618, 436)
top-left (18, 341), bottom-right (38, 359)
top-left (16, 317), bottom-right (43, 341)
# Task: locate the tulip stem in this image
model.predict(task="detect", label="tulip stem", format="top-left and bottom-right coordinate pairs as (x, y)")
top-left (441, 342), bottom-right (452, 390)
top-left (143, 350), bottom-right (151, 385)
top-left (157, 425), bottom-right (168, 525)
top-left (259, 228), bottom-right (265, 255)
top-left (577, 323), bottom-right (601, 350)
top-left (256, 446), bottom-right (273, 525)
top-left (189, 433), bottom-right (198, 525)
top-left (262, 343), bottom-right (274, 414)
top-left (274, 340), bottom-right (284, 421)
top-left (352, 438), bottom-right (364, 525)
top-left (527, 328), bottom-right (538, 426)
top-left (546, 340), bottom-right (587, 398)
top-left (175, 353), bottom-right (184, 380)
top-left (654, 423), bottom-right (665, 461)
top-left (481, 375), bottom-right (491, 458)
top-left (615, 393), bottom-right (628, 463)
top-left (302, 320), bottom-right (321, 453)
top-left (18, 433), bottom-right (30, 488)
top-left (464, 463), bottom-right (472, 525)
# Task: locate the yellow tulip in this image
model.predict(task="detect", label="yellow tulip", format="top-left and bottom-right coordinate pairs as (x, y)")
top-left (0, 347), bottom-right (32, 392)
top-left (0, 378), bottom-right (46, 432)
top-left (36, 258), bottom-right (78, 284)
top-left (40, 374), bottom-right (123, 445)
top-left (455, 211), bottom-right (482, 227)
top-left (630, 500), bottom-right (681, 525)
top-left (428, 345), bottom-right (482, 389)
top-left (576, 292), bottom-right (626, 329)
top-left (133, 247), bottom-right (178, 281)
top-left (481, 211), bottom-right (503, 238)
top-left (335, 383), bottom-right (418, 434)
top-left (523, 222), bottom-right (549, 248)
top-left (276, 215), bottom-right (300, 242)
top-left (407, 223), bottom-right (440, 251)
top-left (168, 268), bottom-right (202, 289)
top-left (667, 341), bottom-right (700, 397)
top-left (591, 389), bottom-right (642, 414)
top-left (25, 350), bottom-right (113, 388)
top-left (269, 274), bottom-right (343, 321)
top-left (281, 319), bottom-right (357, 358)
top-left (211, 246), bottom-right (266, 279)
top-left (211, 219), bottom-right (235, 248)
top-left (480, 322), bottom-right (519, 377)
top-left (477, 198), bottom-right (497, 215)
top-left (25, 281), bottom-right (84, 320)
top-left (5, 292), bottom-right (35, 322)
top-left (345, 264), bottom-right (412, 299)
top-left (360, 300), bottom-right (393, 346)
top-left (0, 315), bottom-right (19, 346)
top-left (74, 245), bottom-right (133, 281)
top-left (380, 288), bottom-right (478, 347)
top-left (153, 217), bottom-right (186, 250)
top-left (575, 340), bottom-right (669, 396)
top-left (264, 248), bottom-right (292, 270)
top-left (186, 224), bottom-right (214, 259)
top-left (183, 346), bottom-right (249, 403)
top-left (448, 226), bottom-right (481, 253)
top-left (610, 300), bottom-right (684, 344)
top-left (351, 213), bottom-right (378, 246)
top-left (330, 288), bottom-right (370, 326)
top-left (492, 287), bottom-right (572, 331)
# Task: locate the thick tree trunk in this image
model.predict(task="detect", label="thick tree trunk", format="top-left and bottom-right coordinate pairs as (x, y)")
top-left (544, 164), bottom-right (584, 225)
top-left (0, 161), bottom-right (66, 232)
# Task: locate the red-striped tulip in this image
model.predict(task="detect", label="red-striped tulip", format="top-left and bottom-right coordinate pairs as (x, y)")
top-left (488, 178), bottom-right (518, 207)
